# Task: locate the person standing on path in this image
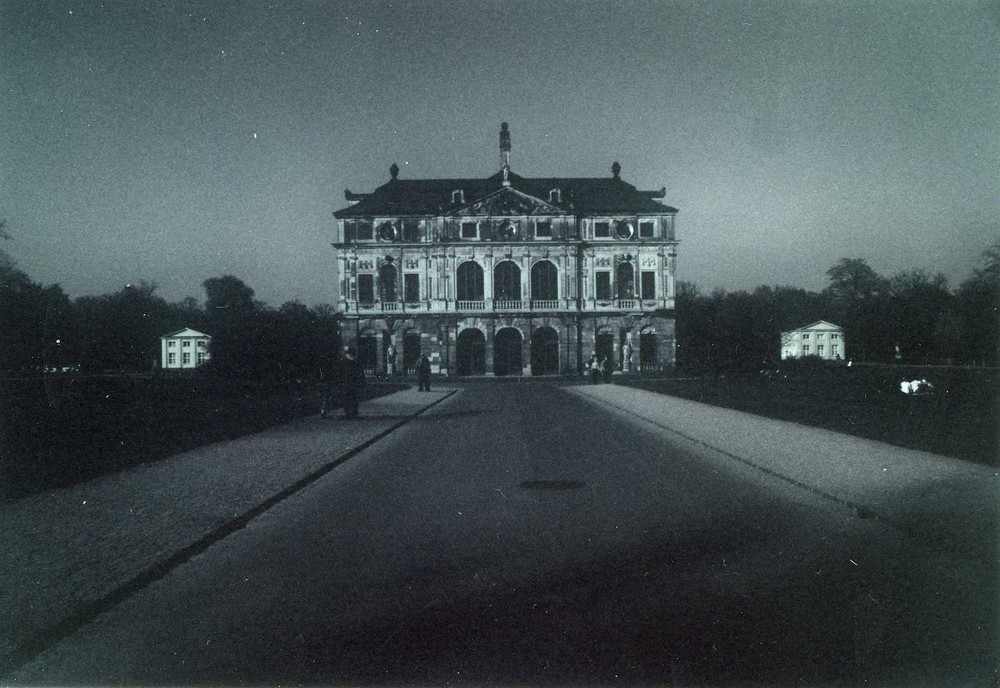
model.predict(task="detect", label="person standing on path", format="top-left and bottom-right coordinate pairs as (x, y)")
top-left (416, 353), bottom-right (432, 391)
top-left (589, 354), bottom-right (601, 384)
top-left (340, 349), bottom-right (366, 419)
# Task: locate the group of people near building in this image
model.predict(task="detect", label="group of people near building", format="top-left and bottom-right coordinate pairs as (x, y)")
top-left (319, 349), bottom-right (432, 419)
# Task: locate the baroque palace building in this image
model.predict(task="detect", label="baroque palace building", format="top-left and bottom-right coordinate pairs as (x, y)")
top-left (331, 124), bottom-right (679, 377)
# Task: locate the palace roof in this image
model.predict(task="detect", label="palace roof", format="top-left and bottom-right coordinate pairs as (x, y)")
top-left (333, 168), bottom-right (678, 219)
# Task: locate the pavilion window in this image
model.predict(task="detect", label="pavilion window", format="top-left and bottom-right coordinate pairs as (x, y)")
top-left (404, 274), bottom-right (420, 302)
top-left (357, 220), bottom-right (373, 241)
top-left (595, 272), bottom-right (611, 300)
top-left (594, 221), bottom-right (610, 238)
top-left (358, 274), bottom-right (375, 303)
top-left (402, 221), bottom-right (420, 242)
top-left (639, 221), bottom-right (654, 238)
top-left (641, 271), bottom-right (656, 299)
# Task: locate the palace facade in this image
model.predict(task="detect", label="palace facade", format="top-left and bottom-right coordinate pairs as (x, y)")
top-left (331, 124), bottom-right (679, 377)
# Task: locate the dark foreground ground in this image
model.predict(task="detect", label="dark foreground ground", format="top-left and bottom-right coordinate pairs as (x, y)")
top-left (621, 364), bottom-right (999, 465)
top-left (9, 383), bottom-right (995, 686)
top-left (0, 374), bottom-right (404, 499)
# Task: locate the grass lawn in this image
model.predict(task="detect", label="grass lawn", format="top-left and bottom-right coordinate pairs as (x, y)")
top-left (1, 374), bottom-right (406, 500)
top-left (619, 364), bottom-right (999, 466)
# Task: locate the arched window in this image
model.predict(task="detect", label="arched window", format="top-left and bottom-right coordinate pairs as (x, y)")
top-left (493, 261), bottom-right (521, 301)
top-left (549, 188), bottom-right (561, 203)
top-left (452, 189), bottom-right (465, 205)
top-left (379, 263), bottom-right (398, 301)
top-left (530, 260), bottom-right (558, 301)
top-left (456, 261), bottom-right (484, 301)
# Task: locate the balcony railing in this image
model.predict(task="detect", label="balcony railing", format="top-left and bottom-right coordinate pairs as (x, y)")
top-left (381, 302), bottom-right (399, 312)
top-left (494, 300), bottom-right (524, 310)
top-left (456, 300), bottom-right (486, 311)
top-left (530, 299), bottom-right (559, 310)
top-left (615, 299), bottom-right (637, 310)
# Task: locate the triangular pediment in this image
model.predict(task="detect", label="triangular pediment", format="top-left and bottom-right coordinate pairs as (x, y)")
top-left (449, 186), bottom-right (563, 217)
top-left (161, 327), bottom-right (211, 339)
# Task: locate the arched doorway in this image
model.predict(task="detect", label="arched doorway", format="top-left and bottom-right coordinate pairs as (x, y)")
top-left (379, 263), bottom-right (398, 302)
top-left (494, 327), bottom-right (523, 376)
top-left (456, 328), bottom-right (486, 376)
top-left (493, 261), bottom-right (521, 301)
top-left (531, 326), bottom-right (559, 375)
top-left (616, 261), bottom-right (635, 299)
top-left (595, 328), bottom-right (615, 371)
top-left (357, 331), bottom-right (378, 375)
top-left (402, 329), bottom-right (421, 375)
top-left (640, 328), bottom-right (658, 372)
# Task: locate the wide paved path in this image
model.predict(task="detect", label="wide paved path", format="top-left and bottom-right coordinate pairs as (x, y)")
top-left (8, 383), bottom-right (997, 686)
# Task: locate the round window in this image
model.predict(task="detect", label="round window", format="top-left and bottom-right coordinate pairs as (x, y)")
top-left (378, 222), bottom-right (398, 242)
top-left (615, 221), bottom-right (634, 240)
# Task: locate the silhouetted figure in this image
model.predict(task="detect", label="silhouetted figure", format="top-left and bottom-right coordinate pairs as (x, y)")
top-left (416, 353), bottom-right (432, 391)
top-left (340, 349), bottom-right (366, 419)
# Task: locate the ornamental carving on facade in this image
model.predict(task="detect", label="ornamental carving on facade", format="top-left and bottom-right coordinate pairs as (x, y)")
top-left (357, 260), bottom-right (374, 270)
top-left (405, 259), bottom-right (419, 269)
top-left (641, 257), bottom-right (657, 268)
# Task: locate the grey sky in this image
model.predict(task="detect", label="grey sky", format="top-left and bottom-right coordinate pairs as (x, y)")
top-left (1, 0), bottom-right (995, 307)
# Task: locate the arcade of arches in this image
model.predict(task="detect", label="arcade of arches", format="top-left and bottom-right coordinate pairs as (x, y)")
top-left (346, 316), bottom-right (673, 378)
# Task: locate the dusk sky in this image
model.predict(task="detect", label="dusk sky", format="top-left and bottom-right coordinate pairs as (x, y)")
top-left (2, 0), bottom-right (996, 308)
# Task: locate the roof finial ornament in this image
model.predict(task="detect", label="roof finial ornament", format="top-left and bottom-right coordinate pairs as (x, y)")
top-left (389, 162), bottom-right (399, 180)
top-left (611, 161), bottom-right (621, 179)
top-left (499, 122), bottom-right (512, 185)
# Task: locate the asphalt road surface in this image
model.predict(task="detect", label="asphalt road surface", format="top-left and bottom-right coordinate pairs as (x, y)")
top-left (13, 383), bottom-right (997, 686)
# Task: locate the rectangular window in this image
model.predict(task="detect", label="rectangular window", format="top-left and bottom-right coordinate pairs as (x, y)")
top-left (832, 333), bottom-right (839, 340)
top-left (403, 221), bottom-right (419, 242)
top-left (802, 333), bottom-right (810, 339)
top-left (536, 221), bottom-right (552, 238)
top-left (182, 340), bottom-right (191, 348)
top-left (356, 221), bottom-right (373, 241)
top-left (197, 340), bottom-right (206, 348)
top-left (641, 271), bottom-right (656, 299)
top-left (461, 222), bottom-right (478, 239)
top-left (832, 345), bottom-right (839, 355)
top-left (594, 221), bottom-right (610, 238)
top-left (182, 352), bottom-right (191, 364)
top-left (818, 345), bottom-right (825, 355)
top-left (404, 274), bottom-right (420, 302)
top-left (639, 221), bottom-right (654, 238)
top-left (358, 274), bottom-right (375, 303)
top-left (168, 352), bottom-right (176, 365)
top-left (803, 345), bottom-right (811, 354)
top-left (595, 272), bottom-right (612, 300)
top-left (197, 352), bottom-right (208, 364)
top-left (168, 341), bottom-right (176, 348)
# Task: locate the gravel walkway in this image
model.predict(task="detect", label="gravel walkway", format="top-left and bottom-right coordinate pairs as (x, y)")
top-left (570, 385), bottom-right (998, 562)
top-left (0, 387), bottom-right (454, 669)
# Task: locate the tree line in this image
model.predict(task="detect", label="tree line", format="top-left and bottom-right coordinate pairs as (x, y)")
top-left (2, 224), bottom-right (997, 378)
top-left (676, 246), bottom-right (999, 372)
top-left (0, 246), bottom-right (341, 381)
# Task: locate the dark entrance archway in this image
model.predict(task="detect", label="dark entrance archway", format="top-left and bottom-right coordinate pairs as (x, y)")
top-left (494, 327), bottom-right (523, 377)
top-left (531, 326), bottom-right (559, 375)
top-left (358, 332), bottom-right (378, 375)
top-left (402, 330), bottom-right (421, 375)
top-left (456, 328), bottom-right (486, 376)
top-left (595, 330), bottom-right (615, 371)
top-left (640, 330), bottom-right (658, 372)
